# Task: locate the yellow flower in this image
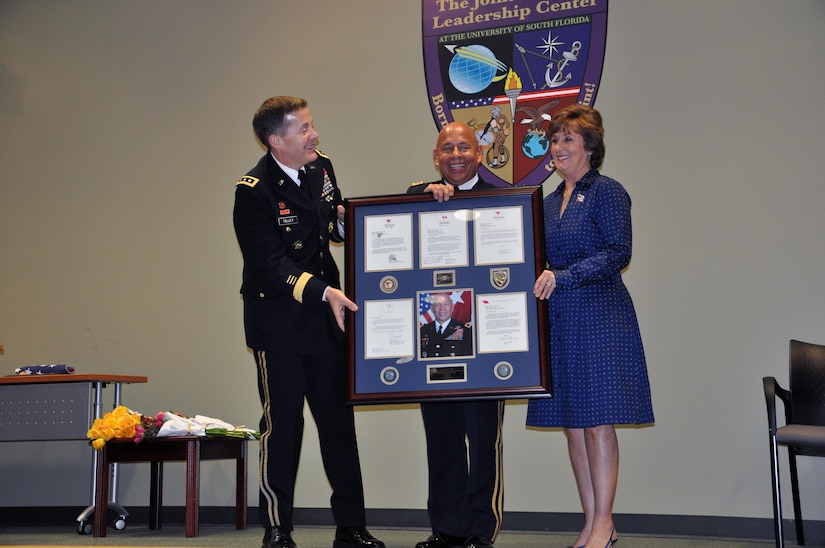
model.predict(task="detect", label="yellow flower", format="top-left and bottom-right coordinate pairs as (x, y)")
top-left (98, 424), bottom-right (115, 441)
top-left (114, 415), bottom-right (137, 438)
top-left (91, 438), bottom-right (106, 450)
top-left (111, 405), bottom-right (131, 418)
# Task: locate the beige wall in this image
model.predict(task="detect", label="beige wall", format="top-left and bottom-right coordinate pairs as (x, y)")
top-left (1, 0), bottom-right (824, 521)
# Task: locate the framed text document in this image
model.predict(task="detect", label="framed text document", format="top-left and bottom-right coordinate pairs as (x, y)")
top-left (345, 186), bottom-right (551, 404)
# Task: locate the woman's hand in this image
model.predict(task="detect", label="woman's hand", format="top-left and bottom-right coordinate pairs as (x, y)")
top-left (534, 269), bottom-right (556, 300)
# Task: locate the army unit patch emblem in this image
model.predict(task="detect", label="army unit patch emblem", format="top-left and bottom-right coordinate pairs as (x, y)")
top-left (422, 0), bottom-right (608, 187)
top-left (491, 267), bottom-right (510, 289)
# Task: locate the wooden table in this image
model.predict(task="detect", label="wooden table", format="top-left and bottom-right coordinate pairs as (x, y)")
top-left (94, 436), bottom-right (248, 537)
top-left (0, 373), bottom-right (146, 387)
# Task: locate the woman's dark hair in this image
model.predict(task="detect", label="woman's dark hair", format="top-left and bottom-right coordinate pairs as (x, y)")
top-left (548, 104), bottom-right (605, 169)
top-left (252, 96), bottom-right (308, 148)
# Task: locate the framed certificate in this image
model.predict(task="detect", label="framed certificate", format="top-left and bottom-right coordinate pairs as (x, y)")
top-left (345, 186), bottom-right (551, 404)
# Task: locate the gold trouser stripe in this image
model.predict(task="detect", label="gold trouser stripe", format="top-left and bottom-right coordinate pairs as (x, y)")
top-left (293, 272), bottom-right (313, 303)
top-left (256, 350), bottom-right (280, 526)
top-left (491, 399), bottom-right (505, 540)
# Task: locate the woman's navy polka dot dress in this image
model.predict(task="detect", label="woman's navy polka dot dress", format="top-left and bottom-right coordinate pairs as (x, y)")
top-left (526, 170), bottom-right (654, 428)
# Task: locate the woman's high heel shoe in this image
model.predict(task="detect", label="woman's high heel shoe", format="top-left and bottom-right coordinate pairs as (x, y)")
top-left (605, 527), bottom-right (618, 547)
top-left (568, 527), bottom-right (617, 548)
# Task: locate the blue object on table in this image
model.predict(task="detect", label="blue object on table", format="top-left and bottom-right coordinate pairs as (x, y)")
top-left (14, 364), bottom-right (75, 375)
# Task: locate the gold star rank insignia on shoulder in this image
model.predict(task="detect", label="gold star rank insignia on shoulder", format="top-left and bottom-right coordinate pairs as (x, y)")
top-left (236, 176), bottom-right (259, 187)
top-left (410, 181), bottom-right (426, 187)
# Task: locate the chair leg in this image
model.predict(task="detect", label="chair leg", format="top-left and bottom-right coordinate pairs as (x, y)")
top-left (788, 449), bottom-right (805, 545)
top-left (769, 434), bottom-right (784, 548)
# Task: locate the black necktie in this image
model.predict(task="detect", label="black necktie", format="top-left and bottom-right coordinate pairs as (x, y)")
top-left (298, 169), bottom-right (311, 198)
top-left (437, 325), bottom-right (444, 335)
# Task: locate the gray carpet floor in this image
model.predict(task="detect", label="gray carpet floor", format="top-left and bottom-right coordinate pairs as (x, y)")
top-left (0, 524), bottom-right (781, 547)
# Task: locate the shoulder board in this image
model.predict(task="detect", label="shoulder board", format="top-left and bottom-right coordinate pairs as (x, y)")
top-left (316, 149), bottom-right (330, 159)
top-left (410, 181), bottom-right (427, 187)
top-left (236, 176), bottom-right (259, 188)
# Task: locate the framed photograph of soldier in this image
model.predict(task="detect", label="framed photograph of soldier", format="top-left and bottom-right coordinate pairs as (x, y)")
top-left (344, 186), bottom-right (551, 404)
top-left (418, 289), bottom-right (476, 361)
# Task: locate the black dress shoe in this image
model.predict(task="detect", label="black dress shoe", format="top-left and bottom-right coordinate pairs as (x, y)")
top-left (415, 532), bottom-right (466, 548)
top-left (463, 535), bottom-right (493, 548)
top-left (263, 526), bottom-right (297, 548)
top-left (333, 526), bottom-right (386, 548)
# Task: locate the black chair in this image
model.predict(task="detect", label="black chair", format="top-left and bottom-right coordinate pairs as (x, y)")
top-left (763, 339), bottom-right (825, 547)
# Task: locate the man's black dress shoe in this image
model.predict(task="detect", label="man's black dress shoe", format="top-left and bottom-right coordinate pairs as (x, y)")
top-left (333, 526), bottom-right (386, 548)
top-left (463, 535), bottom-right (494, 548)
top-left (262, 526), bottom-right (297, 548)
top-left (415, 532), bottom-right (466, 548)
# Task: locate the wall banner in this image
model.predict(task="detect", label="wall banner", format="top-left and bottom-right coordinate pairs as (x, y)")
top-left (422, 0), bottom-right (608, 187)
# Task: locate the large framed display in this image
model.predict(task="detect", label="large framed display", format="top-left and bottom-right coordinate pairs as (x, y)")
top-left (345, 186), bottom-right (551, 404)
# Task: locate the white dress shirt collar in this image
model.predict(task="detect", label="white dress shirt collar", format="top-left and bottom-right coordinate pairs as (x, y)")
top-left (272, 152), bottom-right (302, 186)
top-left (454, 173), bottom-right (480, 191)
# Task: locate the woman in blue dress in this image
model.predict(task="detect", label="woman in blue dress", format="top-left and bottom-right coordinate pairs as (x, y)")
top-left (528, 105), bottom-right (654, 548)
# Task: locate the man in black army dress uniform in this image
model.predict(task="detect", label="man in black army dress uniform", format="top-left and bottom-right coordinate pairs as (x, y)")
top-left (233, 96), bottom-right (384, 548)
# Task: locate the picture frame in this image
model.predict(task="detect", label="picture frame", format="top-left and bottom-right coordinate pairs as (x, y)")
top-left (345, 186), bottom-right (551, 404)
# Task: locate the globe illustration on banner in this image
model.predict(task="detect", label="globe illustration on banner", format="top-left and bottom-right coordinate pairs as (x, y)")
top-left (448, 44), bottom-right (507, 94)
top-left (521, 131), bottom-right (550, 159)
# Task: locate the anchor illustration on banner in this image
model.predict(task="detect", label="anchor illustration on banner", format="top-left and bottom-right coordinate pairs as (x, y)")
top-left (516, 31), bottom-right (583, 90)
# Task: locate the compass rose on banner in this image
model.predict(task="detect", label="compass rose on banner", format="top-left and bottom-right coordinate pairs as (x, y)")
top-left (421, 0), bottom-right (608, 187)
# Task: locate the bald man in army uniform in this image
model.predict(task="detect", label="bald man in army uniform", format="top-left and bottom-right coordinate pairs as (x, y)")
top-left (420, 293), bottom-right (473, 358)
top-left (407, 122), bottom-right (504, 548)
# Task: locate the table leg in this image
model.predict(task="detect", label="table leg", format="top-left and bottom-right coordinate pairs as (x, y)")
top-left (93, 448), bottom-right (108, 537)
top-left (149, 461), bottom-right (163, 530)
top-left (185, 439), bottom-right (200, 537)
top-left (236, 440), bottom-right (247, 529)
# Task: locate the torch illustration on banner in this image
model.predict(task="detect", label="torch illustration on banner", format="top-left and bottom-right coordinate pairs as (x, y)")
top-left (504, 69), bottom-right (522, 120)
